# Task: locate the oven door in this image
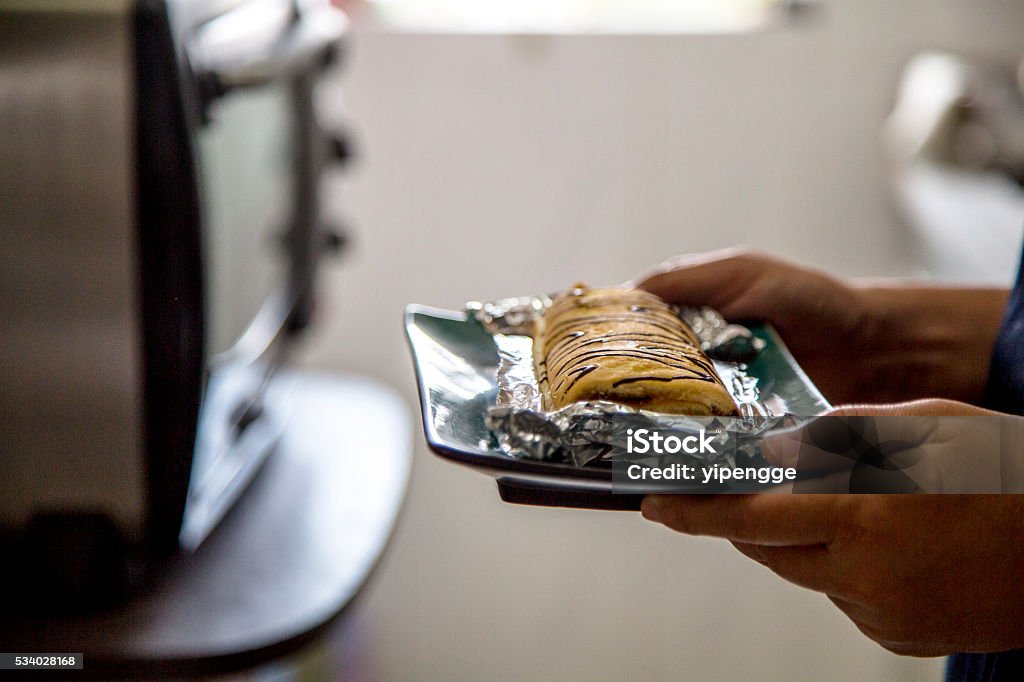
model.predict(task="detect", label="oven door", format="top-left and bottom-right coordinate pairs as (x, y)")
top-left (174, 0), bottom-right (347, 551)
top-left (140, 0), bottom-right (348, 552)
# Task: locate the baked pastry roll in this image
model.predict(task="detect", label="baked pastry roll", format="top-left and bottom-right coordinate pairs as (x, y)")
top-left (534, 286), bottom-right (738, 416)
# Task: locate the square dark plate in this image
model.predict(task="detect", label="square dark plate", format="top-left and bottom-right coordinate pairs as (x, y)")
top-left (405, 304), bottom-right (830, 510)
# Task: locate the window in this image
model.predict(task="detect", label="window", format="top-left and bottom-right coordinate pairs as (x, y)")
top-left (348, 0), bottom-right (803, 34)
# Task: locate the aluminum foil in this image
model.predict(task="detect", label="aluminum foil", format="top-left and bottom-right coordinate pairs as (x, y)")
top-left (679, 307), bottom-right (767, 363)
top-left (470, 293), bottom-right (790, 467)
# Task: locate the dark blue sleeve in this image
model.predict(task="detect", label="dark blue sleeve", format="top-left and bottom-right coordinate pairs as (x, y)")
top-left (982, 242), bottom-right (1024, 416)
top-left (948, 649), bottom-right (1024, 682)
top-left (948, 240), bottom-right (1024, 681)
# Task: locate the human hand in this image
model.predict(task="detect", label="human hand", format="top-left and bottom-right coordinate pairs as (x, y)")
top-left (761, 399), bottom-right (1023, 493)
top-left (642, 492), bottom-right (1024, 656)
top-left (631, 249), bottom-right (1008, 405)
top-left (641, 399), bottom-right (1024, 655)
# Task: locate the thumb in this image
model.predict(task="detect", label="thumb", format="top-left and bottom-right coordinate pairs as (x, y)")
top-left (627, 249), bottom-right (767, 318)
top-left (825, 398), bottom-right (1002, 418)
top-left (768, 400), bottom-right (1014, 493)
top-left (761, 401), bottom-right (965, 471)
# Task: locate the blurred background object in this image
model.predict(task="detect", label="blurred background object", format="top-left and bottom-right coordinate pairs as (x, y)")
top-left (1, 0), bottom-right (412, 678)
top-left (885, 52), bottom-right (1024, 182)
top-left (886, 51), bottom-right (1024, 283)
top-left (344, 0), bottom-right (809, 34)
top-left (0, 0), bottom-right (349, 604)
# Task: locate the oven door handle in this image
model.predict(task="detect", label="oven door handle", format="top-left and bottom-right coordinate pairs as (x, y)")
top-left (189, 0), bottom-right (347, 99)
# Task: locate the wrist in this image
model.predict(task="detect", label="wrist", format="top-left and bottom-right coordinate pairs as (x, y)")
top-left (858, 285), bottom-right (1008, 345)
top-left (854, 285), bottom-right (1009, 403)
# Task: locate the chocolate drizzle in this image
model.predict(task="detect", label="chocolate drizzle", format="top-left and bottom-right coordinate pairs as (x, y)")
top-left (544, 312), bottom-right (694, 342)
top-left (559, 364), bottom-right (598, 393)
top-left (611, 374), bottom-right (714, 388)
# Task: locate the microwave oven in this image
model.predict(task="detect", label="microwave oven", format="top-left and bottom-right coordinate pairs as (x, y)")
top-left (0, 0), bottom-right (348, 605)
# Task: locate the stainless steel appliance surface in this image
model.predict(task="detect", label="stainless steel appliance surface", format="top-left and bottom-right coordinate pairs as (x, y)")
top-left (0, 0), bottom-right (349, 604)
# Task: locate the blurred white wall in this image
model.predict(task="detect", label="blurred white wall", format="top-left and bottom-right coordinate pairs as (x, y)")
top-left (302, 1), bottom-right (1024, 679)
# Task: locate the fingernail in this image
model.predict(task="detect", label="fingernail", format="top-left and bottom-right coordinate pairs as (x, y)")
top-left (761, 432), bottom-right (798, 467)
top-left (640, 496), bottom-right (662, 523)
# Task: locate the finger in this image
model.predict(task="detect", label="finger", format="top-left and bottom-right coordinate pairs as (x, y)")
top-left (630, 250), bottom-right (767, 317)
top-left (641, 494), bottom-right (840, 546)
top-left (752, 544), bottom-right (840, 595)
top-left (773, 467), bottom-right (925, 494)
top-left (789, 470), bottom-right (858, 494)
top-left (827, 399), bottom-right (1002, 418)
top-left (762, 408), bottom-right (948, 474)
top-left (761, 419), bottom-right (858, 471)
top-left (760, 427), bottom-right (801, 468)
top-left (824, 597), bottom-right (946, 657)
top-left (827, 596), bottom-right (876, 634)
top-left (624, 247), bottom-right (749, 288)
top-left (816, 403), bottom-right (1010, 493)
top-left (733, 541), bottom-right (845, 595)
top-left (762, 415), bottom-right (898, 472)
top-left (731, 541), bottom-right (768, 565)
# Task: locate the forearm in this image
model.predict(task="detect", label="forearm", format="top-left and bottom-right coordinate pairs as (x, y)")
top-left (855, 285), bottom-right (1010, 404)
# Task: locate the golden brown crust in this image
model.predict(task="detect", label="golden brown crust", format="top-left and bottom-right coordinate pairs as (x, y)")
top-left (534, 286), bottom-right (738, 416)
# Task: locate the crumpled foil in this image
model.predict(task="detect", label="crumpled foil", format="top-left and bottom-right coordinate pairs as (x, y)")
top-left (468, 293), bottom-right (790, 467)
top-left (679, 307), bottom-right (767, 363)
